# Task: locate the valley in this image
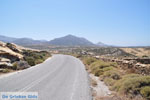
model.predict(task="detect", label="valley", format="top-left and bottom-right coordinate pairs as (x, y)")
top-left (0, 35), bottom-right (150, 100)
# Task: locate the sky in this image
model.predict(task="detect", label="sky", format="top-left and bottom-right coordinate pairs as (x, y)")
top-left (0, 0), bottom-right (149, 46)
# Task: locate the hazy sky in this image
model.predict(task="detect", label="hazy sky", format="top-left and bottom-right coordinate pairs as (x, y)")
top-left (0, 0), bottom-right (149, 46)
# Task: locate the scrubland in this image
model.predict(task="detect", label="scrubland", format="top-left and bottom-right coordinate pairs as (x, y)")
top-left (80, 56), bottom-right (150, 100)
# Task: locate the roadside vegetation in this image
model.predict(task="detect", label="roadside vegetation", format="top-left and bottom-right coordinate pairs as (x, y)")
top-left (0, 50), bottom-right (51, 74)
top-left (0, 41), bottom-right (52, 74)
top-left (22, 50), bottom-right (51, 66)
top-left (78, 55), bottom-right (150, 100)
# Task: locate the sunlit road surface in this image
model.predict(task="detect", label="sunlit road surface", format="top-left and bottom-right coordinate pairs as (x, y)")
top-left (0, 55), bottom-right (92, 100)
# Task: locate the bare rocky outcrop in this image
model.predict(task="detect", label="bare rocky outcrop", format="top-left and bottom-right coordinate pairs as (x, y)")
top-left (0, 42), bottom-right (23, 60)
top-left (0, 62), bottom-right (13, 68)
top-left (0, 41), bottom-right (51, 72)
top-left (6, 43), bottom-right (22, 53)
top-left (13, 61), bottom-right (30, 70)
top-left (0, 57), bottom-right (12, 68)
top-left (0, 41), bottom-right (24, 69)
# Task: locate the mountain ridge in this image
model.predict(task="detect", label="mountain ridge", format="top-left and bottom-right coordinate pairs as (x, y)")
top-left (49, 35), bottom-right (95, 46)
top-left (0, 34), bottom-right (105, 47)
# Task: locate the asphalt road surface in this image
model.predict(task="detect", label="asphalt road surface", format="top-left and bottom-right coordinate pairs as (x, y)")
top-left (0, 55), bottom-right (92, 100)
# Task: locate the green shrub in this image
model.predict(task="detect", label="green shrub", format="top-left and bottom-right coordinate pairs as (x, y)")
top-left (109, 62), bottom-right (118, 67)
top-left (23, 50), bottom-right (51, 66)
top-left (12, 63), bottom-right (18, 70)
top-left (25, 57), bottom-right (35, 66)
top-left (104, 77), bottom-right (117, 86)
top-left (90, 60), bottom-right (117, 69)
top-left (112, 74), bottom-right (141, 90)
top-left (113, 74), bottom-right (150, 98)
top-left (140, 86), bottom-right (150, 99)
top-left (122, 74), bottom-right (141, 79)
top-left (83, 57), bottom-right (97, 65)
top-left (2, 69), bottom-right (10, 73)
top-left (33, 55), bottom-right (41, 59)
top-left (35, 59), bottom-right (44, 64)
top-left (103, 69), bottom-right (121, 80)
top-left (94, 66), bottom-right (114, 77)
top-left (89, 60), bottom-right (118, 77)
top-left (72, 54), bottom-right (82, 58)
top-left (94, 69), bottom-right (104, 76)
top-left (103, 66), bottom-right (114, 72)
top-left (101, 69), bottom-right (121, 87)
top-left (90, 60), bottom-right (108, 71)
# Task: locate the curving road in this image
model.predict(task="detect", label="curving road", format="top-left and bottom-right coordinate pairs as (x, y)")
top-left (0, 55), bottom-right (92, 100)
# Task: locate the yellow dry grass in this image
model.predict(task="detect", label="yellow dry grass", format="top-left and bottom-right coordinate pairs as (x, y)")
top-left (120, 48), bottom-right (150, 57)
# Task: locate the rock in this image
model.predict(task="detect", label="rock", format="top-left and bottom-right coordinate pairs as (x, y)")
top-left (6, 43), bottom-right (22, 53)
top-left (0, 41), bottom-right (6, 47)
top-left (14, 61), bottom-right (30, 70)
top-left (100, 57), bottom-right (150, 75)
top-left (0, 57), bottom-right (11, 63)
top-left (0, 42), bottom-right (23, 61)
top-left (0, 41), bottom-right (25, 69)
top-left (0, 62), bottom-right (13, 68)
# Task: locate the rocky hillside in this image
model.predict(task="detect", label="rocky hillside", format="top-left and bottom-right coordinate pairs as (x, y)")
top-left (0, 41), bottom-right (51, 73)
top-left (121, 48), bottom-right (150, 57)
top-left (81, 47), bottom-right (134, 57)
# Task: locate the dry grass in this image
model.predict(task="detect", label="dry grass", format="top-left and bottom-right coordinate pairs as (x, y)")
top-left (120, 48), bottom-right (150, 57)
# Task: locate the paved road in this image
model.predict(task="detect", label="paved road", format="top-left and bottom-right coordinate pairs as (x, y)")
top-left (0, 55), bottom-right (92, 100)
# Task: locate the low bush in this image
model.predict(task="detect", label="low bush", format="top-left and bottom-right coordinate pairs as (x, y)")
top-left (103, 69), bottom-right (121, 80)
top-left (83, 57), bottom-right (97, 66)
top-left (101, 69), bottom-right (121, 87)
top-left (82, 56), bottom-right (149, 100)
top-left (94, 69), bottom-right (104, 76)
top-left (104, 77), bottom-right (117, 86)
top-left (140, 86), bottom-right (150, 99)
top-left (89, 60), bottom-right (118, 76)
top-left (112, 74), bottom-right (150, 99)
top-left (109, 62), bottom-right (118, 68)
top-left (35, 59), bottom-right (44, 64)
top-left (103, 66), bottom-right (114, 72)
top-left (2, 69), bottom-right (10, 73)
top-left (90, 60), bottom-right (110, 69)
top-left (94, 66), bottom-right (114, 77)
top-left (12, 63), bottom-right (18, 70)
top-left (24, 57), bottom-right (35, 66)
top-left (23, 50), bottom-right (51, 66)
top-left (71, 54), bottom-right (82, 58)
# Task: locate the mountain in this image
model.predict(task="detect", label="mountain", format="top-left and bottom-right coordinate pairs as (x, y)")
top-left (0, 35), bottom-right (48, 46)
top-left (49, 35), bottom-right (95, 46)
top-left (0, 34), bottom-right (97, 46)
top-left (0, 35), bottom-right (17, 42)
top-left (96, 42), bottom-right (108, 47)
top-left (13, 38), bottom-right (47, 45)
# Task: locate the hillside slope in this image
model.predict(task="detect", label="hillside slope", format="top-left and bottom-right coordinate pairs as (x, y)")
top-left (0, 41), bottom-right (51, 74)
top-left (121, 48), bottom-right (150, 57)
top-left (49, 35), bottom-right (95, 46)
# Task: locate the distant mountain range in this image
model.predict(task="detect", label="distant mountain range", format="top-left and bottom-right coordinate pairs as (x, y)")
top-left (0, 34), bottom-right (107, 47)
top-left (49, 35), bottom-right (94, 46)
top-left (0, 35), bottom-right (17, 42)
